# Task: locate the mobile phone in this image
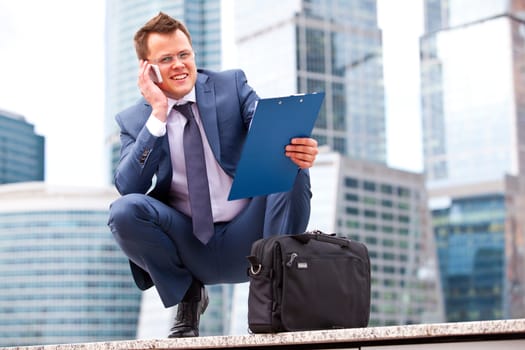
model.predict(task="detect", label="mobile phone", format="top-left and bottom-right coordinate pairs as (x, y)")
top-left (149, 64), bottom-right (163, 83)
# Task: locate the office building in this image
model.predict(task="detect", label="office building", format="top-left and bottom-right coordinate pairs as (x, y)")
top-left (309, 150), bottom-right (444, 326)
top-left (234, 0), bottom-right (386, 163)
top-left (0, 109), bottom-right (44, 184)
top-left (430, 176), bottom-right (525, 321)
top-left (421, 0), bottom-right (525, 189)
top-left (421, 0), bottom-right (525, 321)
top-left (0, 183), bottom-right (139, 347)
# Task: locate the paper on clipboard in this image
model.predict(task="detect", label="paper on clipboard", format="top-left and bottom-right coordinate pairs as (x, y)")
top-left (228, 92), bottom-right (325, 200)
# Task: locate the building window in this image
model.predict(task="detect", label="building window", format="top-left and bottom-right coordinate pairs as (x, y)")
top-left (333, 137), bottom-right (346, 153)
top-left (363, 196), bottom-right (377, 205)
top-left (381, 213), bottom-right (393, 221)
top-left (380, 184), bottom-right (393, 194)
top-left (364, 209), bottom-right (377, 218)
top-left (364, 181), bottom-right (376, 192)
top-left (345, 177), bottom-right (359, 188)
top-left (346, 207), bottom-right (359, 215)
top-left (397, 187), bottom-right (410, 198)
top-left (364, 223), bottom-right (377, 231)
top-left (381, 199), bottom-right (393, 207)
top-left (398, 215), bottom-right (410, 223)
top-left (345, 193), bottom-right (359, 202)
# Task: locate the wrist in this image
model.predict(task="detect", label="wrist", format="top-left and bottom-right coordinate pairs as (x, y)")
top-left (146, 114), bottom-right (167, 137)
top-left (151, 108), bottom-right (168, 122)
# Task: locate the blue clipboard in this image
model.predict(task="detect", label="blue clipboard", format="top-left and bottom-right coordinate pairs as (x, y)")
top-left (228, 92), bottom-right (325, 200)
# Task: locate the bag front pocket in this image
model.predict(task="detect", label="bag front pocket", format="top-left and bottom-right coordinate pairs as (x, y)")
top-left (281, 253), bottom-right (370, 331)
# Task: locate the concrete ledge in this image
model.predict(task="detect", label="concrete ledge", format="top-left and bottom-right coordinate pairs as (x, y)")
top-left (3, 319), bottom-right (525, 350)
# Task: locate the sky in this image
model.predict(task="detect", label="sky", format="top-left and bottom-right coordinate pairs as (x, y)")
top-left (0, 0), bottom-right (424, 188)
top-left (0, 0), bottom-right (107, 187)
top-left (378, 0), bottom-right (424, 173)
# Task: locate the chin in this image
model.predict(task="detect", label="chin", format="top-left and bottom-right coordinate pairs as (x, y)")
top-left (167, 88), bottom-right (191, 100)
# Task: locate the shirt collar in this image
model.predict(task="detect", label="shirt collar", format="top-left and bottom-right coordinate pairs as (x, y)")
top-left (168, 87), bottom-right (196, 109)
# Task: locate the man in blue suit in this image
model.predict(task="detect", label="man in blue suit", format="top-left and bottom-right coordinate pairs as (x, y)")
top-left (108, 12), bottom-right (319, 338)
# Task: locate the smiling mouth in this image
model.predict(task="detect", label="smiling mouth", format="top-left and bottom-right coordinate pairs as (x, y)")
top-left (174, 73), bottom-right (188, 80)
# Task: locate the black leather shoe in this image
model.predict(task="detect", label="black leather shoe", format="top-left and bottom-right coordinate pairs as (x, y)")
top-left (168, 282), bottom-right (209, 338)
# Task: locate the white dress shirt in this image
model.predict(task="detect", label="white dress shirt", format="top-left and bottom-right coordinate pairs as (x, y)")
top-left (145, 88), bottom-right (249, 222)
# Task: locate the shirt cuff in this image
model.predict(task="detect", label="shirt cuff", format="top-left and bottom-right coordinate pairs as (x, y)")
top-left (146, 114), bottom-right (167, 137)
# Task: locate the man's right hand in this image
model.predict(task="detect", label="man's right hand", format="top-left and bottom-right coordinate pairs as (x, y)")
top-left (138, 59), bottom-right (169, 122)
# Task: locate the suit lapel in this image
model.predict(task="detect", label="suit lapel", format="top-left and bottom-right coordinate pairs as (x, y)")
top-left (195, 72), bottom-right (221, 162)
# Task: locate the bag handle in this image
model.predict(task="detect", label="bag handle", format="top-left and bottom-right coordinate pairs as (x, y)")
top-left (291, 230), bottom-right (350, 248)
top-left (247, 255), bottom-right (262, 275)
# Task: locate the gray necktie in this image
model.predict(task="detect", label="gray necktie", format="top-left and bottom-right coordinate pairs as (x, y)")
top-left (173, 103), bottom-right (214, 244)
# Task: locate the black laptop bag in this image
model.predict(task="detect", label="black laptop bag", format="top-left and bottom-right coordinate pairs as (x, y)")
top-left (247, 230), bottom-right (371, 333)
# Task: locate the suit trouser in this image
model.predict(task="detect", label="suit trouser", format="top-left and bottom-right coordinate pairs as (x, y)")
top-left (108, 170), bottom-right (311, 307)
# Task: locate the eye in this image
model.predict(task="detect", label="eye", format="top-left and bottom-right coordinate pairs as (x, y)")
top-left (160, 56), bottom-right (174, 64)
top-left (179, 52), bottom-right (190, 60)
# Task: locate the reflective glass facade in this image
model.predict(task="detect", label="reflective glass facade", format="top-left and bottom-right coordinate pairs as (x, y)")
top-left (0, 184), bottom-right (139, 347)
top-left (432, 194), bottom-right (506, 321)
top-left (421, 0), bottom-right (525, 188)
top-left (422, 0), bottom-right (525, 323)
top-left (0, 110), bottom-right (44, 184)
top-left (235, 0), bottom-right (386, 163)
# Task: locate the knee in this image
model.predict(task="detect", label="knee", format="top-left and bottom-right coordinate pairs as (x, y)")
top-left (108, 193), bottom-right (149, 238)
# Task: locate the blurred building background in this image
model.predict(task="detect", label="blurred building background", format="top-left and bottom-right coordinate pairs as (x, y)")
top-left (1, 0), bottom-right (525, 347)
top-left (235, 0), bottom-right (386, 163)
top-left (420, 0), bottom-right (525, 321)
top-left (105, 0), bottom-right (442, 337)
top-left (230, 0), bottom-right (442, 328)
top-left (0, 109), bottom-right (44, 184)
top-left (0, 183), bottom-right (137, 347)
top-left (307, 150), bottom-right (444, 325)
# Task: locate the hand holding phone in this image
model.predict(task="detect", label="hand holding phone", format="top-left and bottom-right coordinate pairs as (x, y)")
top-left (149, 64), bottom-right (163, 83)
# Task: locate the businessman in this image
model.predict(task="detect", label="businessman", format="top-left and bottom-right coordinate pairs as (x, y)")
top-left (108, 12), bottom-right (319, 338)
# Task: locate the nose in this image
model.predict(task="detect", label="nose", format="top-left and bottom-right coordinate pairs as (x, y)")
top-left (171, 57), bottom-right (186, 68)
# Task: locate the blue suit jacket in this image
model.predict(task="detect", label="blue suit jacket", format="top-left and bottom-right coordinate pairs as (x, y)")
top-left (113, 69), bottom-right (259, 289)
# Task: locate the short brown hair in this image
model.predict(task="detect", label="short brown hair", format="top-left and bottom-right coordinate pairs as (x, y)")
top-left (133, 12), bottom-right (192, 60)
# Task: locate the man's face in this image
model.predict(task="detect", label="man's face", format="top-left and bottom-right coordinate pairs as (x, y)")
top-left (146, 30), bottom-right (197, 100)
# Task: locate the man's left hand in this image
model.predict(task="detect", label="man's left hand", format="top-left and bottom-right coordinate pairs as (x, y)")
top-left (285, 138), bottom-right (319, 169)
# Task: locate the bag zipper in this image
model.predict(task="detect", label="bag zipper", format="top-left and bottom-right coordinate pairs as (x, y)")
top-left (286, 252), bottom-right (298, 267)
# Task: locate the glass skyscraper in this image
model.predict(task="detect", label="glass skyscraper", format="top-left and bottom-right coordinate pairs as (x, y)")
top-left (421, 0), bottom-right (525, 322)
top-left (0, 183), bottom-right (139, 347)
top-left (433, 193), bottom-right (506, 321)
top-left (430, 176), bottom-right (525, 321)
top-left (0, 109), bottom-right (44, 184)
top-left (421, 0), bottom-right (525, 189)
top-left (235, 0), bottom-right (386, 163)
